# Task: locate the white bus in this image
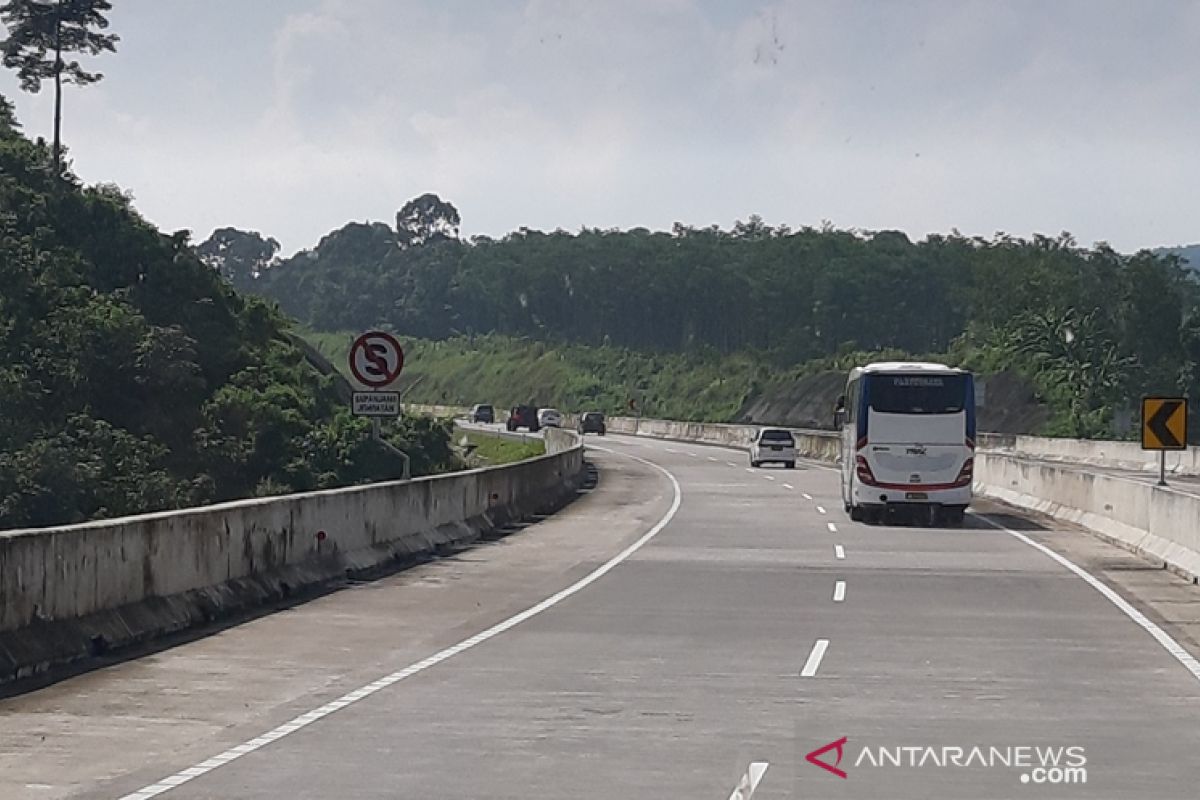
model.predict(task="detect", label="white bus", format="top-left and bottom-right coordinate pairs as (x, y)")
top-left (836, 362), bottom-right (976, 526)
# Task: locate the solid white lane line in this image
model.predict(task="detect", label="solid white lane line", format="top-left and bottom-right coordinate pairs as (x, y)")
top-left (827, 522), bottom-right (837, 533)
top-left (833, 581), bottom-right (846, 602)
top-left (979, 517), bottom-right (1200, 685)
top-left (802, 493), bottom-right (813, 500)
top-left (801, 639), bottom-right (830, 677)
top-left (816, 506), bottom-right (827, 515)
top-left (728, 761), bottom-right (770, 800)
top-left (120, 446), bottom-right (685, 800)
top-left (834, 544), bottom-right (846, 560)
top-left (782, 483), bottom-right (794, 489)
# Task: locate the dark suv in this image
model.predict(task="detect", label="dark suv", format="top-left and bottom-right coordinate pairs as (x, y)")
top-left (506, 404), bottom-right (540, 432)
top-left (470, 404), bottom-right (494, 424)
top-left (578, 411), bottom-right (606, 435)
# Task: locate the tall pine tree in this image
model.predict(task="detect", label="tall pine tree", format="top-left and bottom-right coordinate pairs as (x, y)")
top-left (0, 0), bottom-right (118, 175)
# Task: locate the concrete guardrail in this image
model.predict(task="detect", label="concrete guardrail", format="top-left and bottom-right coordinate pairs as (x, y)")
top-left (0, 430), bottom-right (585, 684)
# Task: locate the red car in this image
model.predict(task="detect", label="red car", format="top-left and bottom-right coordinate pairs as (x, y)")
top-left (506, 404), bottom-right (540, 432)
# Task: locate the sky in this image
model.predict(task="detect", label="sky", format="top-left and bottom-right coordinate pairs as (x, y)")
top-left (1, 0), bottom-right (1198, 256)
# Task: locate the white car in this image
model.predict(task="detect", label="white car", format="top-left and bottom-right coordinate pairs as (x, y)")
top-left (750, 428), bottom-right (797, 468)
top-left (537, 408), bottom-right (563, 428)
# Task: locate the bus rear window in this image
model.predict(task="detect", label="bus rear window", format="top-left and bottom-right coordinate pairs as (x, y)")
top-left (868, 374), bottom-right (967, 414)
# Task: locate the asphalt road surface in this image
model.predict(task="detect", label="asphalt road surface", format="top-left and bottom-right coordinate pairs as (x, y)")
top-left (2, 434), bottom-right (1200, 799)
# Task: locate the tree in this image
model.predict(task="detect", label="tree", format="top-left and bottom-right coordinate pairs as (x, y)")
top-left (0, 91), bottom-right (17, 130)
top-left (195, 227), bottom-right (281, 292)
top-left (396, 192), bottom-right (460, 248)
top-left (0, 0), bottom-right (118, 175)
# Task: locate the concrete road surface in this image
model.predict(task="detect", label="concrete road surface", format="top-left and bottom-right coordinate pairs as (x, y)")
top-left (2, 435), bottom-right (1200, 798)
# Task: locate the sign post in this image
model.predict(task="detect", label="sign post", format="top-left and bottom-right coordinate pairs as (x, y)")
top-left (1141, 396), bottom-right (1188, 486)
top-left (349, 331), bottom-right (410, 479)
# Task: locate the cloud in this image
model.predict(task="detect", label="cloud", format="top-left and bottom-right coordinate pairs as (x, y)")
top-left (1, 0), bottom-right (1197, 253)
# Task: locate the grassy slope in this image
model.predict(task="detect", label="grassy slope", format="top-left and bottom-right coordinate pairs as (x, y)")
top-left (460, 431), bottom-right (545, 465)
top-left (299, 329), bottom-right (1052, 433)
top-left (299, 330), bottom-right (767, 421)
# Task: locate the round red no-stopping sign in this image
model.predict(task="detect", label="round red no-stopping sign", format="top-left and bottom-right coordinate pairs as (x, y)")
top-left (349, 331), bottom-right (405, 388)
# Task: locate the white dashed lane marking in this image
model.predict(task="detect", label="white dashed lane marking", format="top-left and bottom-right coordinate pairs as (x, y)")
top-left (801, 639), bottom-right (830, 677)
top-left (728, 761), bottom-right (770, 800)
top-left (834, 544), bottom-right (845, 560)
top-left (833, 581), bottom-right (846, 603)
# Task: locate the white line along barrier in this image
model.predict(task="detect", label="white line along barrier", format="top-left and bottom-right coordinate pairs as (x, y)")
top-left (118, 446), bottom-right (684, 800)
top-left (980, 516), bottom-right (1200, 685)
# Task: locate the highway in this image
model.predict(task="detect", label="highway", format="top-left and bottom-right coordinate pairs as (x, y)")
top-left (2, 433), bottom-right (1200, 798)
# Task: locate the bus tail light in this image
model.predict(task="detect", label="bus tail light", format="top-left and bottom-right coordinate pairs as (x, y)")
top-left (953, 458), bottom-right (974, 487)
top-left (855, 455), bottom-right (878, 486)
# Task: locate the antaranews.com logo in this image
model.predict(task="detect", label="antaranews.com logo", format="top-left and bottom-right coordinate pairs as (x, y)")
top-left (806, 737), bottom-right (1088, 786)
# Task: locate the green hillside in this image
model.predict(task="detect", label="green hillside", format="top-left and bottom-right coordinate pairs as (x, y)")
top-left (216, 193), bottom-right (1200, 440)
top-left (0, 97), bottom-right (455, 529)
top-left (304, 331), bottom-right (770, 422)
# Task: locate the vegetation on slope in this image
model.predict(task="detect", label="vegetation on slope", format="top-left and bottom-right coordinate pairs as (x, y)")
top-left (460, 431), bottom-right (545, 466)
top-left (215, 198), bottom-right (1200, 440)
top-left (0, 99), bottom-right (455, 528)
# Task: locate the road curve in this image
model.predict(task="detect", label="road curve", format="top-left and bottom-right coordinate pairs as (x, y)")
top-left (2, 434), bottom-right (1200, 798)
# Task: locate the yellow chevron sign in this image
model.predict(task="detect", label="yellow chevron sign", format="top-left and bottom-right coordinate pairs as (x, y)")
top-left (1141, 397), bottom-right (1187, 450)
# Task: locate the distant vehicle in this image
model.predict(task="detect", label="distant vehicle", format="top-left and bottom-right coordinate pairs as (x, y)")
top-left (506, 404), bottom-right (540, 432)
top-left (837, 362), bottom-right (975, 526)
top-left (537, 408), bottom-right (563, 428)
top-left (577, 411), bottom-right (606, 435)
top-left (750, 428), bottom-right (797, 468)
top-left (469, 404), bottom-right (494, 424)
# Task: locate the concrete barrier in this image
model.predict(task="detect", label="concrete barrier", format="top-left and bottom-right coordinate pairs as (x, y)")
top-left (605, 416), bottom-right (839, 461)
top-left (0, 434), bottom-right (585, 684)
top-left (404, 402), bottom-right (471, 419)
top-left (979, 433), bottom-right (1200, 476)
top-left (976, 452), bottom-right (1200, 582)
